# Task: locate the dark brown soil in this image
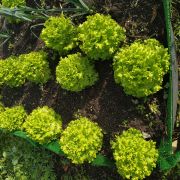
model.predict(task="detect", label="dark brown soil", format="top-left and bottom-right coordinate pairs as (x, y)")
top-left (0, 60), bottom-right (165, 139)
top-left (89, 0), bottom-right (166, 43)
top-left (0, 0), bottom-right (169, 179)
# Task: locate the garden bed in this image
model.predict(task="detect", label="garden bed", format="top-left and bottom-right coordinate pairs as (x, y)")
top-left (1, 0), bottom-right (167, 138)
top-left (0, 0), bottom-right (177, 179)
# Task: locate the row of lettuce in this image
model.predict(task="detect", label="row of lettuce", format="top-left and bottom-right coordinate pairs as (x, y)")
top-left (0, 104), bottom-right (158, 179)
top-left (0, 39), bottom-right (169, 98)
top-left (0, 13), bottom-right (170, 98)
top-left (41, 13), bottom-right (170, 97)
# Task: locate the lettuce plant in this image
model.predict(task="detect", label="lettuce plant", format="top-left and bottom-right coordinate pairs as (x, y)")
top-left (0, 106), bottom-right (27, 132)
top-left (0, 132), bottom-right (56, 180)
top-left (78, 13), bottom-right (126, 60)
top-left (0, 56), bottom-right (26, 87)
top-left (56, 53), bottom-right (98, 92)
top-left (0, 51), bottom-right (51, 87)
top-left (23, 106), bottom-right (62, 144)
top-left (111, 128), bottom-right (158, 180)
top-left (19, 51), bottom-right (51, 84)
top-left (113, 39), bottom-right (170, 97)
top-left (1, 0), bottom-right (26, 8)
top-left (60, 117), bottom-right (103, 164)
top-left (40, 15), bottom-right (77, 53)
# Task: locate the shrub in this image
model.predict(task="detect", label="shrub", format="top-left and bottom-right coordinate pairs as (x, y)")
top-left (56, 53), bottom-right (98, 92)
top-left (113, 39), bottom-right (170, 97)
top-left (23, 106), bottom-right (62, 144)
top-left (0, 56), bottom-right (26, 87)
top-left (40, 15), bottom-right (77, 53)
top-left (19, 51), bottom-right (51, 84)
top-left (0, 106), bottom-right (27, 132)
top-left (0, 132), bottom-right (56, 180)
top-left (60, 117), bottom-right (103, 164)
top-left (111, 128), bottom-right (158, 180)
top-left (78, 13), bottom-right (126, 60)
top-left (1, 0), bottom-right (26, 8)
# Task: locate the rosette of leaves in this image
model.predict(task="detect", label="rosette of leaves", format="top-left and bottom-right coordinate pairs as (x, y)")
top-left (23, 106), bottom-right (62, 144)
top-left (19, 51), bottom-right (51, 84)
top-left (0, 51), bottom-right (50, 87)
top-left (113, 39), bottom-right (170, 97)
top-left (111, 128), bottom-right (158, 180)
top-left (40, 15), bottom-right (77, 53)
top-left (0, 106), bottom-right (27, 132)
top-left (0, 56), bottom-right (26, 87)
top-left (56, 53), bottom-right (98, 92)
top-left (60, 117), bottom-right (103, 164)
top-left (78, 13), bottom-right (126, 60)
top-left (0, 132), bottom-right (56, 180)
top-left (1, 0), bottom-right (26, 8)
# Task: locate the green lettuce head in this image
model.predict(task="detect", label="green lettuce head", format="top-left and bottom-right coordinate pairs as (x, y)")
top-left (60, 117), bottom-right (103, 164)
top-left (113, 39), bottom-right (170, 97)
top-left (78, 13), bottom-right (126, 60)
top-left (23, 106), bottom-right (62, 144)
top-left (0, 106), bottom-right (27, 132)
top-left (40, 14), bottom-right (77, 53)
top-left (111, 128), bottom-right (159, 180)
top-left (1, 0), bottom-right (26, 8)
top-left (56, 53), bottom-right (98, 92)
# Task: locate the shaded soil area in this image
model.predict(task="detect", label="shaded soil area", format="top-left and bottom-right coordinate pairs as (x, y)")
top-left (0, 0), bottom-right (170, 179)
top-left (0, 60), bottom-right (165, 139)
top-left (89, 0), bottom-right (166, 43)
